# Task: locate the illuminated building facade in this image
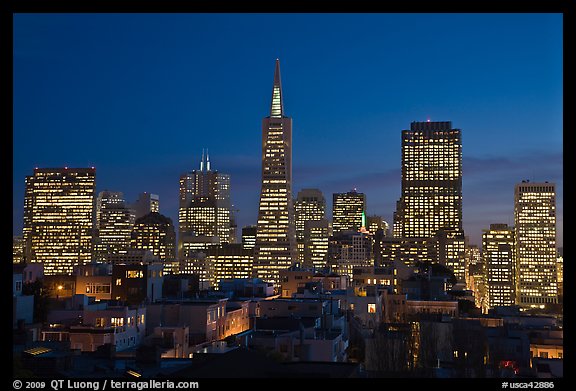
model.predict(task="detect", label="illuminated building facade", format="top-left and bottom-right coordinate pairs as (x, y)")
top-left (395, 121), bottom-right (462, 238)
top-left (482, 224), bottom-right (516, 308)
top-left (179, 235), bottom-right (220, 287)
top-left (464, 243), bottom-right (481, 284)
top-left (94, 191), bottom-right (135, 262)
top-left (133, 192), bottom-right (159, 220)
top-left (96, 191), bottom-right (124, 226)
top-left (254, 59), bottom-right (297, 286)
top-left (304, 219), bottom-right (331, 269)
top-left (24, 167), bottom-right (96, 275)
top-left (13, 236), bottom-right (24, 264)
top-left (294, 189), bottom-right (326, 263)
top-left (436, 229), bottom-right (466, 283)
top-left (131, 212), bottom-right (176, 272)
top-left (327, 231), bottom-right (372, 279)
top-left (367, 215), bottom-right (389, 236)
top-left (332, 190), bottom-right (366, 235)
top-left (514, 181), bottom-right (557, 307)
top-left (206, 243), bottom-right (254, 288)
top-left (22, 175), bottom-right (34, 262)
top-left (374, 237), bottom-right (436, 268)
top-left (557, 248), bottom-right (563, 301)
top-left (111, 262), bottom-right (163, 305)
top-left (241, 225), bottom-right (257, 250)
top-left (178, 151), bottom-right (231, 250)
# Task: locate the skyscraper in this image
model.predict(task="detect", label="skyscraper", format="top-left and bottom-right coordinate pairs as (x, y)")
top-left (23, 167), bottom-right (96, 275)
top-left (436, 229), bottom-right (466, 284)
top-left (205, 243), bottom-right (254, 288)
top-left (327, 230), bottom-right (372, 279)
top-left (304, 219), bottom-right (331, 270)
top-left (133, 192), bottom-right (160, 220)
top-left (514, 181), bottom-right (557, 308)
top-left (178, 150), bottom-right (231, 248)
top-left (96, 191), bottom-right (125, 227)
top-left (254, 59), bottom-right (297, 286)
top-left (294, 189), bottom-right (326, 263)
top-left (241, 225), bottom-right (257, 250)
top-left (332, 190), bottom-right (366, 235)
top-left (395, 121), bottom-right (462, 238)
top-left (366, 215), bottom-right (389, 236)
top-left (482, 224), bottom-right (516, 308)
top-left (13, 236), bottom-right (24, 264)
top-left (131, 212), bottom-right (176, 273)
top-left (94, 191), bottom-right (135, 262)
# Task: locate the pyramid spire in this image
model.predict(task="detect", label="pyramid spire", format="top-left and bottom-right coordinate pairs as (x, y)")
top-left (200, 149), bottom-right (205, 171)
top-left (206, 148), bottom-right (211, 171)
top-left (270, 59), bottom-right (284, 118)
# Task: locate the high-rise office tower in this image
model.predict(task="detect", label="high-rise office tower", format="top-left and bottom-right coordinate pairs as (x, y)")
top-left (178, 151), bottom-right (231, 249)
top-left (294, 189), bottom-right (326, 263)
top-left (464, 243), bottom-right (481, 289)
top-left (242, 225), bottom-right (257, 250)
top-left (367, 215), bottom-right (389, 236)
top-left (395, 121), bottom-right (462, 238)
top-left (436, 229), bottom-right (466, 284)
top-left (482, 224), bottom-right (516, 308)
top-left (131, 212), bottom-right (176, 273)
top-left (374, 237), bottom-right (436, 268)
top-left (205, 243), bottom-right (254, 288)
top-left (327, 230), bottom-right (372, 279)
top-left (332, 190), bottom-right (366, 235)
top-left (23, 167), bottom-right (96, 275)
top-left (133, 192), bottom-right (160, 220)
top-left (94, 191), bottom-right (135, 262)
top-left (304, 219), bottom-right (331, 270)
top-left (13, 236), bottom-right (24, 264)
top-left (514, 181), bottom-right (557, 308)
top-left (96, 191), bottom-right (125, 227)
top-left (254, 59), bottom-right (297, 286)
top-left (22, 175), bottom-right (34, 262)
top-left (557, 248), bottom-right (563, 302)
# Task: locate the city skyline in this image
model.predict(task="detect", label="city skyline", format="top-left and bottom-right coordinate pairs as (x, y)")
top-left (13, 13), bottom-right (563, 247)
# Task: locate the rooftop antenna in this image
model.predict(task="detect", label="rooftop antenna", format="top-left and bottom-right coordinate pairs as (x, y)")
top-left (200, 149), bottom-right (205, 171)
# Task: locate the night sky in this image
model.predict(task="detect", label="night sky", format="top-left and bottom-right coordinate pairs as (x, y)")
top-left (13, 13), bottom-right (563, 247)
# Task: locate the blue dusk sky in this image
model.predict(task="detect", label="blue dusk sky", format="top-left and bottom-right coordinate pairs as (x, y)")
top-left (13, 13), bottom-right (563, 247)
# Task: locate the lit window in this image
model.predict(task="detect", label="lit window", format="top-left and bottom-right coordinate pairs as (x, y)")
top-left (111, 317), bottom-right (124, 327)
top-left (126, 270), bottom-right (143, 278)
top-left (368, 304), bottom-right (376, 313)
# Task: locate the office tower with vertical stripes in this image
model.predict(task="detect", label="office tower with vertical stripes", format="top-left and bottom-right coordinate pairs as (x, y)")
top-left (254, 59), bottom-right (297, 286)
top-left (395, 121), bottom-right (462, 238)
top-left (294, 189), bottom-right (326, 263)
top-left (94, 191), bottom-right (135, 262)
top-left (483, 223), bottom-right (516, 308)
top-left (23, 167), bottom-right (96, 275)
top-left (515, 181), bottom-right (557, 308)
top-left (332, 190), bottom-right (366, 235)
